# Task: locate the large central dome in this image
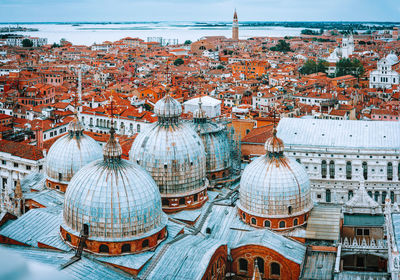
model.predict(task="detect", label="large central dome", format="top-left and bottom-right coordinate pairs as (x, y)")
top-left (130, 93), bottom-right (208, 212)
top-left (237, 126), bottom-right (313, 230)
top-left (45, 115), bottom-right (102, 192)
top-left (61, 127), bottom-right (167, 255)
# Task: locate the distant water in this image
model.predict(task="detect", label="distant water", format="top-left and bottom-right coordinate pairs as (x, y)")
top-left (0, 22), bottom-right (307, 45)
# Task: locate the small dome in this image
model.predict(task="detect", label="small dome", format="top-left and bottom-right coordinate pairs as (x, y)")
top-left (45, 117), bottom-right (102, 185)
top-left (154, 95), bottom-right (182, 119)
top-left (238, 130), bottom-right (312, 222)
top-left (264, 128), bottom-right (284, 154)
top-left (386, 53), bottom-right (399, 65)
top-left (62, 130), bottom-right (167, 245)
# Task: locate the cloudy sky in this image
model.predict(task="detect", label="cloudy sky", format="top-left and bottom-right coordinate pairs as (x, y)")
top-left (0, 0), bottom-right (399, 22)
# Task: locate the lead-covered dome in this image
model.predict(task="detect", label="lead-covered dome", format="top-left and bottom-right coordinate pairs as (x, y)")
top-left (190, 99), bottom-right (232, 184)
top-left (238, 127), bottom-right (313, 230)
top-left (61, 127), bottom-right (167, 255)
top-left (45, 115), bottom-right (102, 192)
top-left (130, 94), bottom-right (208, 213)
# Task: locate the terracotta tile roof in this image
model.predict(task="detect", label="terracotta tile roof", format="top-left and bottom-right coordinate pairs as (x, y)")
top-left (0, 140), bottom-right (44, 160)
top-left (241, 124), bottom-right (274, 144)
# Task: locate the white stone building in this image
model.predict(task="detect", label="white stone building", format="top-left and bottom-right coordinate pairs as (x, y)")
top-left (0, 140), bottom-right (45, 208)
top-left (183, 96), bottom-right (221, 118)
top-left (277, 118), bottom-right (400, 205)
top-left (369, 53), bottom-right (399, 89)
top-left (326, 35), bottom-right (355, 75)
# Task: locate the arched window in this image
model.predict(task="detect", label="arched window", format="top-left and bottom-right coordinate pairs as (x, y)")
top-left (65, 233), bottom-right (71, 242)
top-left (398, 164), bottom-right (400, 181)
top-left (271, 262), bottom-right (280, 276)
top-left (368, 191), bottom-right (372, 198)
top-left (293, 218), bottom-right (298, 226)
top-left (264, 220), bottom-right (271, 228)
top-left (179, 198), bottom-right (185, 205)
top-left (326, 189), bottom-right (331, 203)
top-left (329, 160), bottom-right (335, 179)
top-left (388, 162), bottom-right (393, 181)
top-left (391, 191), bottom-right (395, 203)
top-left (348, 190), bottom-right (353, 200)
top-left (194, 194), bottom-right (198, 202)
top-left (279, 221), bottom-right (285, 228)
top-left (242, 212), bottom-right (246, 220)
top-left (99, 244), bottom-right (109, 253)
top-left (362, 162), bottom-right (368, 180)
top-left (238, 258), bottom-right (248, 272)
top-left (137, 124), bottom-right (141, 133)
top-left (255, 257), bottom-right (264, 274)
top-left (374, 191), bottom-right (379, 202)
top-left (142, 239), bottom-right (149, 248)
top-left (288, 206), bottom-right (292, 215)
top-left (346, 161), bottom-right (352, 180)
top-left (382, 191), bottom-right (387, 204)
top-left (321, 160), bottom-right (327, 178)
top-left (121, 244), bottom-right (131, 253)
top-left (251, 218), bottom-right (257, 225)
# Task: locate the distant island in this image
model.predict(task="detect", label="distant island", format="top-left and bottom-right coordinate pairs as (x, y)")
top-left (0, 26), bottom-right (38, 33)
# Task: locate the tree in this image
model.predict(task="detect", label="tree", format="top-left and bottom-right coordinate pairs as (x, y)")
top-left (299, 59), bottom-right (328, 75)
top-left (184, 40), bottom-right (192, 45)
top-left (22, 39), bottom-right (33, 48)
top-left (270, 40), bottom-right (292, 53)
top-left (335, 58), bottom-right (364, 77)
top-left (51, 42), bottom-right (61, 48)
top-left (216, 65), bottom-right (225, 70)
top-left (173, 58), bottom-right (184, 66)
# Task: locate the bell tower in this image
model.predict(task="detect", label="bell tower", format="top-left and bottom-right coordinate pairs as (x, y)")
top-left (232, 9), bottom-right (239, 41)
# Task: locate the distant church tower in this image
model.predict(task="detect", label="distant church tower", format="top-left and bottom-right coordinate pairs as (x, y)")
top-left (232, 9), bottom-right (239, 41)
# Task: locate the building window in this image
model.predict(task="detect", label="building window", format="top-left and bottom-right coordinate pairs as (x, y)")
top-left (293, 218), bottom-right (298, 226)
top-left (179, 198), bottom-right (185, 205)
top-left (142, 239), bottom-right (149, 248)
top-left (288, 206), bottom-right (292, 215)
top-left (239, 258), bottom-right (248, 272)
top-left (391, 191), bottom-right (395, 203)
top-left (388, 162), bottom-right (393, 181)
top-left (279, 221), bottom-right (285, 228)
top-left (242, 212), bottom-right (246, 220)
top-left (382, 191), bottom-right (387, 204)
top-left (326, 189), bottom-right (331, 203)
top-left (356, 228), bottom-right (370, 236)
top-left (255, 257), bottom-right (264, 274)
top-left (99, 245), bottom-right (109, 253)
top-left (326, 160), bottom-right (334, 179)
top-left (271, 262), bottom-right (280, 276)
top-left (251, 218), bottom-right (257, 225)
top-left (362, 162), bottom-right (368, 180)
top-left (1, 160), bottom-right (5, 165)
top-left (121, 244), bottom-right (131, 253)
top-left (374, 191), bottom-right (379, 202)
top-left (264, 220), bottom-right (270, 227)
top-left (13, 162), bottom-right (18, 168)
top-left (348, 190), bottom-right (353, 200)
top-left (321, 160), bottom-right (327, 178)
top-left (346, 161), bottom-right (352, 180)
top-left (26, 165), bottom-right (31, 170)
top-left (66, 233), bottom-right (71, 242)
top-left (368, 191), bottom-right (372, 197)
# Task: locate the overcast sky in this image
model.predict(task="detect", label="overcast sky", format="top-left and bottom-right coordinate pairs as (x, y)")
top-left (1, 0), bottom-right (399, 22)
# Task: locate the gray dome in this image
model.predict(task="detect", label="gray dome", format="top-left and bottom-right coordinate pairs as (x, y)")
top-left (386, 53), bottom-right (399, 65)
top-left (46, 118), bottom-right (102, 184)
top-left (238, 133), bottom-right (312, 218)
top-left (62, 133), bottom-right (167, 241)
top-left (154, 95), bottom-right (182, 119)
top-left (190, 121), bottom-right (232, 175)
top-left (130, 123), bottom-right (207, 197)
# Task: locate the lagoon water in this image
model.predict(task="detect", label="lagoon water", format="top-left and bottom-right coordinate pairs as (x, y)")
top-left (0, 22), bottom-right (306, 45)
